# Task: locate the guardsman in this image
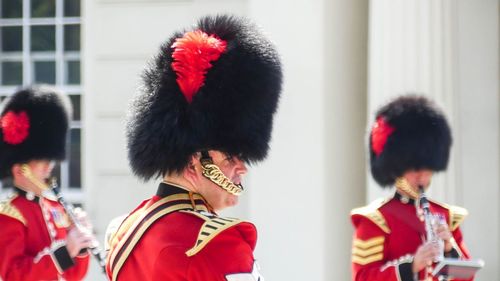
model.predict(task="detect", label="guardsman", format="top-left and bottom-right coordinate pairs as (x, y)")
top-left (105, 14), bottom-right (282, 281)
top-left (0, 86), bottom-right (91, 280)
top-left (351, 95), bottom-right (473, 281)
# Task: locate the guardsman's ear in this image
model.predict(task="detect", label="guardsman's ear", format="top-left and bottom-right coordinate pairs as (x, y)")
top-left (11, 164), bottom-right (23, 179)
top-left (184, 154), bottom-right (200, 180)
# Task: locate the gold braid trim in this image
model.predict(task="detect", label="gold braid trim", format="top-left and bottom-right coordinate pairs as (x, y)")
top-left (352, 236), bottom-right (385, 265)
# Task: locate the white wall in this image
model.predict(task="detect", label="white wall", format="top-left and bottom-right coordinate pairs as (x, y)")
top-left (455, 0), bottom-right (499, 278)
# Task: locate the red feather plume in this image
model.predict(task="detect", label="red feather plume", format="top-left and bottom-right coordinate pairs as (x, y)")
top-left (171, 30), bottom-right (227, 103)
top-left (371, 117), bottom-right (395, 156)
top-left (1, 110), bottom-right (30, 145)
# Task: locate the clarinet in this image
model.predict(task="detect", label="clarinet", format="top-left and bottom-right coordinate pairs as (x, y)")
top-left (48, 179), bottom-right (107, 272)
top-left (418, 186), bottom-right (444, 262)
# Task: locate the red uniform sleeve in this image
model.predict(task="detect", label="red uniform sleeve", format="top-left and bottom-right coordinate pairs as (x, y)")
top-left (450, 227), bottom-right (471, 260)
top-left (352, 215), bottom-right (414, 281)
top-left (444, 227), bottom-right (474, 281)
top-left (152, 225), bottom-right (256, 281)
top-left (62, 253), bottom-right (90, 281)
top-left (0, 215), bottom-right (88, 281)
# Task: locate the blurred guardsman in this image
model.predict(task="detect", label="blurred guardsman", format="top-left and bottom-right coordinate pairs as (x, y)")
top-left (0, 86), bottom-right (92, 280)
top-left (105, 14), bottom-right (282, 281)
top-left (351, 95), bottom-right (474, 281)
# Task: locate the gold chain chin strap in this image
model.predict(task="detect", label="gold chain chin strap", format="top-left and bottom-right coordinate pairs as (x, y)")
top-left (201, 161), bottom-right (243, 196)
top-left (394, 177), bottom-right (420, 199)
top-left (20, 164), bottom-right (49, 192)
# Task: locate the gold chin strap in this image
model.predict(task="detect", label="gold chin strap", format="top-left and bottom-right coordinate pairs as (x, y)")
top-left (394, 177), bottom-right (420, 199)
top-left (20, 164), bottom-right (49, 192)
top-left (200, 152), bottom-right (243, 196)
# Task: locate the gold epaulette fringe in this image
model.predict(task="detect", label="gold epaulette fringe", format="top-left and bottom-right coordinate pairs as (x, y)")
top-left (0, 195), bottom-right (26, 226)
top-left (183, 210), bottom-right (244, 257)
top-left (351, 198), bottom-right (390, 234)
top-left (449, 205), bottom-right (468, 231)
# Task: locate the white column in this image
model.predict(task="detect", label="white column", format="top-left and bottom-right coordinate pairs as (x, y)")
top-left (455, 0), bottom-right (499, 279)
top-left (247, 0), bottom-right (368, 280)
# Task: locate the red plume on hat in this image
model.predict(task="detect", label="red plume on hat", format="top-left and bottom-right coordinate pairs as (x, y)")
top-left (171, 30), bottom-right (227, 103)
top-left (1, 111), bottom-right (30, 145)
top-left (371, 117), bottom-right (394, 156)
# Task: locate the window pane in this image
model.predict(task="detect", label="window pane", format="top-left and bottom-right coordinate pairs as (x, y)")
top-left (64, 24), bottom-right (80, 51)
top-left (31, 0), bottom-right (55, 18)
top-left (69, 128), bottom-right (81, 188)
top-left (1, 26), bottom-right (23, 51)
top-left (34, 61), bottom-right (56, 84)
top-left (31, 25), bottom-right (55, 51)
top-left (1, 61), bottom-right (22, 85)
top-left (68, 95), bottom-right (80, 121)
top-left (64, 0), bottom-right (80, 17)
top-left (66, 60), bottom-right (80, 84)
top-left (1, 0), bottom-right (22, 18)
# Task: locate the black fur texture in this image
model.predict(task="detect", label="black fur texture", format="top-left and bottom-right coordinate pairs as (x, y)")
top-left (369, 95), bottom-right (452, 187)
top-left (127, 15), bottom-right (282, 180)
top-left (0, 86), bottom-right (71, 178)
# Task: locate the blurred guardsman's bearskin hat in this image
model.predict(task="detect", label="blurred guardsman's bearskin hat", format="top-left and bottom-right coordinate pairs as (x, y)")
top-left (127, 14), bottom-right (282, 180)
top-left (0, 86), bottom-right (71, 178)
top-left (369, 95), bottom-right (452, 187)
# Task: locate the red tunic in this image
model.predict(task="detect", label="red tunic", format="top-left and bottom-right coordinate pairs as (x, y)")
top-left (0, 191), bottom-right (89, 281)
top-left (351, 193), bottom-right (472, 281)
top-left (106, 183), bottom-right (262, 281)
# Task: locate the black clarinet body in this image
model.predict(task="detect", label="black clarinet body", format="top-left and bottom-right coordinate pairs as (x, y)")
top-left (49, 179), bottom-right (106, 273)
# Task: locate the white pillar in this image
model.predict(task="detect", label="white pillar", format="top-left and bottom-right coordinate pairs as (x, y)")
top-left (247, 0), bottom-right (368, 280)
top-left (455, 0), bottom-right (499, 279)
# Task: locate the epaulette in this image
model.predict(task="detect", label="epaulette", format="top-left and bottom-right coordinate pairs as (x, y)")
top-left (181, 210), bottom-right (247, 257)
top-left (429, 200), bottom-right (468, 231)
top-left (0, 194), bottom-right (26, 226)
top-left (350, 198), bottom-right (390, 234)
top-left (448, 205), bottom-right (468, 231)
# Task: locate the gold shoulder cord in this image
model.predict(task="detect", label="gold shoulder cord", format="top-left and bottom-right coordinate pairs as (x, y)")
top-left (200, 154), bottom-right (243, 196)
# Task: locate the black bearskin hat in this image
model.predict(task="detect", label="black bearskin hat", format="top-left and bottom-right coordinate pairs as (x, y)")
top-left (369, 95), bottom-right (452, 187)
top-left (127, 14), bottom-right (282, 180)
top-left (0, 86), bottom-right (71, 178)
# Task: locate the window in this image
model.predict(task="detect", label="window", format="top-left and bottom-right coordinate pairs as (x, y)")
top-left (0, 0), bottom-right (82, 202)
